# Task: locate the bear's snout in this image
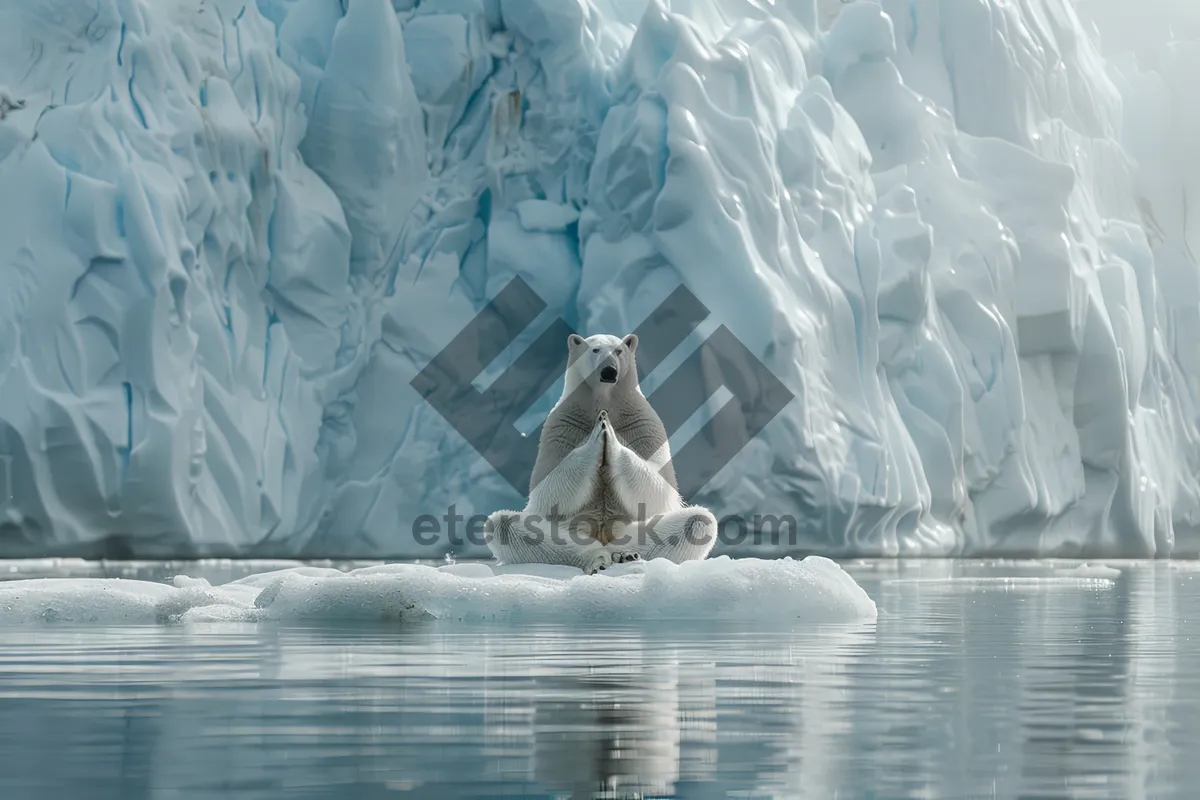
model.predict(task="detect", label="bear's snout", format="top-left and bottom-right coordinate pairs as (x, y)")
top-left (599, 365), bottom-right (618, 383)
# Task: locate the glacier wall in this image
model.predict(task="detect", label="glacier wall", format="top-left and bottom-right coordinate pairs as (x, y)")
top-left (1, 0), bottom-right (1199, 558)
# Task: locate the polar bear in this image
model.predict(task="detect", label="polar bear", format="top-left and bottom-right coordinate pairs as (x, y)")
top-left (485, 333), bottom-right (717, 574)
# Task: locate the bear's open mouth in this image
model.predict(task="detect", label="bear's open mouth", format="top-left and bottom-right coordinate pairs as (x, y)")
top-left (599, 366), bottom-right (618, 383)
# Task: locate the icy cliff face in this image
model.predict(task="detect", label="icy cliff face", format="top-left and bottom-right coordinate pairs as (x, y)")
top-left (1, 0), bottom-right (1198, 558)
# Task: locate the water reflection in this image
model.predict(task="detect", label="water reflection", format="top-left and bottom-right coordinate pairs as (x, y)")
top-left (0, 620), bottom-right (874, 798)
top-left (530, 656), bottom-right (683, 795)
top-left (1, 561), bottom-right (1199, 798)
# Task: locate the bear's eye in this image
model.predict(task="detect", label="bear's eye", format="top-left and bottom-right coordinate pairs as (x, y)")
top-left (592, 348), bottom-right (600, 353)
top-left (614, 349), bottom-right (622, 355)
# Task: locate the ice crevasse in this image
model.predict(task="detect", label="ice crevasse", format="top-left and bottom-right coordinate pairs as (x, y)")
top-left (0, 0), bottom-right (1198, 559)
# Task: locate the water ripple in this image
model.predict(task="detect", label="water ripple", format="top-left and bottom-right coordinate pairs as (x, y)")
top-left (0, 559), bottom-right (1197, 798)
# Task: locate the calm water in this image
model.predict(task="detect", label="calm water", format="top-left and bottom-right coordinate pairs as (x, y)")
top-left (1, 559), bottom-right (1199, 799)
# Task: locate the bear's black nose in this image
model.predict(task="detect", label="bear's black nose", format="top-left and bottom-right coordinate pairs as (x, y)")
top-left (599, 366), bottom-right (618, 383)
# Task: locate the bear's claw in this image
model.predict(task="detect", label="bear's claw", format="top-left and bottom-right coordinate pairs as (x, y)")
top-left (584, 552), bottom-right (612, 575)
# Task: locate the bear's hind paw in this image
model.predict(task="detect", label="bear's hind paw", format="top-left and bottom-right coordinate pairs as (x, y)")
top-left (584, 552), bottom-right (612, 575)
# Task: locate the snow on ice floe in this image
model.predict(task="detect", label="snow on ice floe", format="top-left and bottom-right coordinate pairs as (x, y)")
top-left (3, 0), bottom-right (1200, 560)
top-left (0, 556), bottom-right (878, 625)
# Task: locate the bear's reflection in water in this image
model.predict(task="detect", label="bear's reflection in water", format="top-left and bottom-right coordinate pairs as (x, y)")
top-left (532, 668), bottom-right (693, 798)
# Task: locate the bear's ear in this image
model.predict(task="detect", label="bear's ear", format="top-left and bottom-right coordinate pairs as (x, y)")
top-left (568, 334), bottom-right (586, 351)
top-left (623, 334), bottom-right (638, 353)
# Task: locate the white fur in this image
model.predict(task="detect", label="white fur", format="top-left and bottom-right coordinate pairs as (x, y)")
top-left (486, 335), bottom-right (716, 573)
top-left (560, 334), bottom-right (642, 398)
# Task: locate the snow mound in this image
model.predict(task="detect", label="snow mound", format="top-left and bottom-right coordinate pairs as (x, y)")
top-left (2, 0), bottom-right (1200, 559)
top-left (0, 556), bottom-right (877, 625)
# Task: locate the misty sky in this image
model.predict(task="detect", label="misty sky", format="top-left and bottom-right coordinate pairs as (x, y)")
top-left (1078, 0), bottom-right (1200, 61)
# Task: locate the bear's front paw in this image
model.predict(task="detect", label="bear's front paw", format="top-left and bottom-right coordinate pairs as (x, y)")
top-left (610, 551), bottom-right (642, 564)
top-left (599, 411), bottom-right (619, 445)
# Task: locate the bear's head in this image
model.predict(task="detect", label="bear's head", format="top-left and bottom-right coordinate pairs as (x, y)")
top-left (564, 333), bottom-right (640, 397)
